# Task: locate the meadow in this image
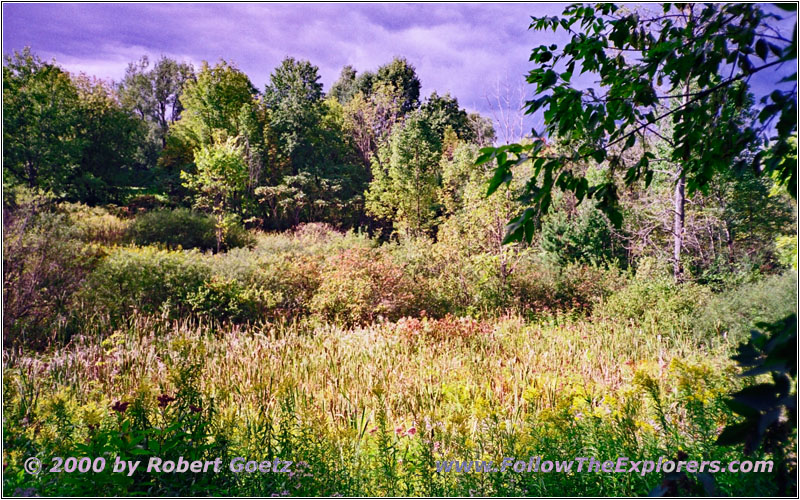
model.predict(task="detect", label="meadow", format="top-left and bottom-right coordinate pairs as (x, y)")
top-left (2, 200), bottom-right (796, 496)
top-left (3, 5), bottom-right (798, 494)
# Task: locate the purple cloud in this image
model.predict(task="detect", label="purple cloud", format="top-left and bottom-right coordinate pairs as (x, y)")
top-left (3, 3), bottom-right (794, 141)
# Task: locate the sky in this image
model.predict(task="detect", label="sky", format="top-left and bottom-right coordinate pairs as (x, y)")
top-left (2, 3), bottom-right (796, 141)
top-left (2, 2), bottom-right (567, 137)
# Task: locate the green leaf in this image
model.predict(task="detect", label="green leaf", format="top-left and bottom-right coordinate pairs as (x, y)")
top-left (716, 421), bottom-right (752, 446)
top-left (755, 39), bottom-right (769, 61)
top-left (486, 166), bottom-right (512, 196)
top-left (541, 70), bottom-right (558, 89)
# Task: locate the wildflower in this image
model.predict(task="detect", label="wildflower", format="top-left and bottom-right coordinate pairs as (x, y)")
top-left (369, 427), bottom-right (377, 435)
top-left (395, 426), bottom-right (404, 436)
top-left (111, 401), bottom-right (129, 413)
top-left (406, 426), bottom-right (416, 436)
top-left (157, 393), bottom-right (176, 408)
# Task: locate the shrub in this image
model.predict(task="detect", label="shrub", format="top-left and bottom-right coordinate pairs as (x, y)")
top-left (124, 193), bottom-right (165, 214)
top-left (127, 208), bottom-right (253, 252)
top-left (211, 248), bottom-right (322, 320)
top-left (83, 247), bottom-right (210, 321)
top-left (60, 203), bottom-right (130, 245)
top-left (186, 276), bottom-right (258, 323)
top-left (694, 271), bottom-right (797, 343)
top-left (510, 257), bottom-right (625, 316)
top-left (595, 276), bottom-right (712, 335)
top-left (539, 203), bottom-right (626, 267)
top-left (310, 247), bottom-right (419, 325)
top-left (3, 202), bottom-right (103, 347)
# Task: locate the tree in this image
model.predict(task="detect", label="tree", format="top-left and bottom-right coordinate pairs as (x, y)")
top-left (419, 91), bottom-right (474, 142)
top-left (71, 75), bottom-right (146, 203)
top-left (181, 137), bottom-right (248, 252)
top-left (342, 82), bottom-right (404, 166)
top-left (165, 60), bottom-right (257, 200)
top-left (3, 48), bottom-right (84, 193)
top-left (374, 57), bottom-right (421, 115)
top-left (366, 112), bottom-right (442, 237)
top-left (118, 55), bottom-right (194, 148)
top-left (329, 64), bottom-right (359, 104)
top-left (264, 57), bottom-right (324, 176)
top-left (176, 60), bottom-right (257, 146)
top-left (478, 3), bottom-right (797, 279)
top-left (466, 112), bottom-right (497, 147)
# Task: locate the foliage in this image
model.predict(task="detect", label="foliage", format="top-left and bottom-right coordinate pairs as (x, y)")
top-left (2, 196), bottom-right (102, 347)
top-left (128, 208), bottom-right (250, 251)
top-left (716, 314), bottom-right (797, 495)
top-left (478, 3), bottom-right (798, 244)
top-left (182, 138), bottom-right (250, 251)
top-left (595, 276), bottom-right (712, 335)
top-left (366, 112), bottom-right (443, 237)
top-left (3, 49), bottom-right (85, 194)
top-left (118, 55), bottom-right (194, 150)
top-left (83, 246), bottom-right (210, 321)
top-left (175, 60), bottom-right (257, 146)
top-left (310, 247), bottom-right (419, 326)
top-left (540, 201), bottom-right (624, 267)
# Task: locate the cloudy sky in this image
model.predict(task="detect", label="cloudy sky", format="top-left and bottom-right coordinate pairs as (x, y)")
top-left (3, 2), bottom-right (567, 133)
top-left (3, 3), bottom-right (795, 139)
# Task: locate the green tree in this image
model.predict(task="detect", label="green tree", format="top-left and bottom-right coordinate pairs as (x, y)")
top-left (176, 60), bottom-right (257, 146)
top-left (479, 3), bottom-right (798, 265)
top-left (375, 57), bottom-right (421, 115)
top-left (342, 82), bottom-right (404, 166)
top-left (118, 55), bottom-right (194, 149)
top-left (71, 75), bottom-right (146, 203)
top-left (164, 60), bottom-right (257, 200)
top-left (419, 91), bottom-right (474, 142)
top-left (3, 48), bottom-right (84, 193)
top-left (366, 112), bottom-right (442, 237)
top-left (264, 57), bottom-right (324, 176)
top-left (181, 137), bottom-right (248, 252)
top-left (329, 64), bottom-right (359, 104)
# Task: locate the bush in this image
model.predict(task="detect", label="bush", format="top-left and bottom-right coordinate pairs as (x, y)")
top-left (209, 249), bottom-right (322, 320)
top-left (83, 247), bottom-right (210, 321)
top-left (539, 203), bottom-right (626, 267)
top-left (127, 209), bottom-right (253, 252)
top-left (694, 271), bottom-right (797, 343)
top-left (60, 203), bottom-right (130, 245)
top-left (310, 247), bottom-right (419, 325)
top-left (186, 276), bottom-right (258, 323)
top-left (511, 257), bottom-right (625, 316)
top-left (3, 201), bottom-right (103, 347)
top-left (595, 276), bottom-right (712, 335)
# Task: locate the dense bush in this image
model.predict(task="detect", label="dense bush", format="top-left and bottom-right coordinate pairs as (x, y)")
top-left (310, 247), bottom-right (420, 325)
top-left (511, 257), bottom-right (625, 316)
top-left (594, 276), bottom-right (712, 335)
top-left (539, 203), bottom-right (626, 267)
top-left (3, 199), bottom-right (104, 347)
top-left (61, 202), bottom-right (130, 245)
top-left (83, 246), bottom-right (210, 321)
top-left (127, 208), bottom-right (253, 251)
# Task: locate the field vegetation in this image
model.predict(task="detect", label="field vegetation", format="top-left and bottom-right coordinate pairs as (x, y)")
top-left (3, 2), bottom-right (798, 496)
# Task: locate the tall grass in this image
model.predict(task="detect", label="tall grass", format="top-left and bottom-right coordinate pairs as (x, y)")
top-left (2, 202), bottom-right (796, 496)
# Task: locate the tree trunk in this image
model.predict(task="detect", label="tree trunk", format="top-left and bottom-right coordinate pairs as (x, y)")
top-left (674, 11), bottom-right (693, 283)
top-left (673, 172), bottom-right (685, 281)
